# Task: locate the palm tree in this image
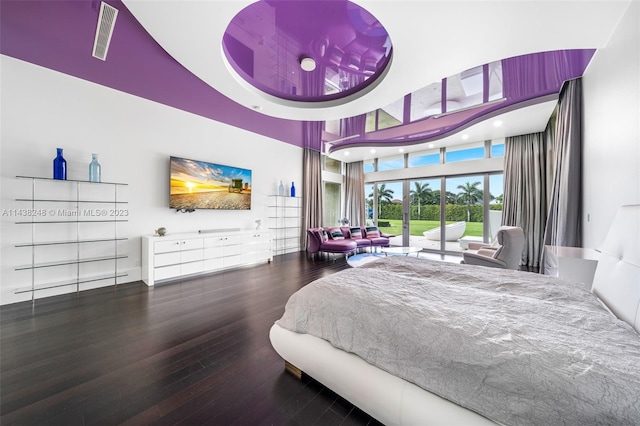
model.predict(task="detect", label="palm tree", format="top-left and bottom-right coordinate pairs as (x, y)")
top-left (410, 182), bottom-right (431, 218)
top-left (427, 190), bottom-right (456, 205)
top-left (367, 183), bottom-right (395, 216)
top-left (456, 181), bottom-right (483, 222)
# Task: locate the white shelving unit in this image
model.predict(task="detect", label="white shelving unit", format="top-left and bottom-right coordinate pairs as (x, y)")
top-left (14, 176), bottom-right (128, 302)
top-left (268, 195), bottom-right (302, 255)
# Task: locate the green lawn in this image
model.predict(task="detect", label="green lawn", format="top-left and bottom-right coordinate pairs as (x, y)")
top-left (379, 219), bottom-right (483, 238)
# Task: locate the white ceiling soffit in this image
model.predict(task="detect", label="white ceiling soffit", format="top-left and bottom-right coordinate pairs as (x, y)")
top-left (123, 0), bottom-right (629, 121)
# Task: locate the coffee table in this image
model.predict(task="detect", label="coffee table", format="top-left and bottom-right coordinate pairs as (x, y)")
top-left (381, 246), bottom-right (422, 257)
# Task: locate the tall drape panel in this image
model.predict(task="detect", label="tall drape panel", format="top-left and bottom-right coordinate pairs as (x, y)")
top-left (503, 132), bottom-right (552, 268)
top-left (340, 114), bottom-right (366, 225)
top-left (503, 78), bottom-right (582, 269)
top-left (344, 161), bottom-right (365, 226)
top-left (543, 79), bottom-right (583, 249)
top-left (301, 120), bottom-right (324, 250)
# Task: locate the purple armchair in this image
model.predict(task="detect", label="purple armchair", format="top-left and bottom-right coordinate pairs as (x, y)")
top-left (306, 228), bottom-right (357, 260)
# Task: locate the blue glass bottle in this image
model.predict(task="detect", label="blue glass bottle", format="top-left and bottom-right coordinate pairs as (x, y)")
top-left (53, 148), bottom-right (67, 180)
top-left (290, 181), bottom-right (296, 197)
top-left (89, 153), bottom-right (101, 182)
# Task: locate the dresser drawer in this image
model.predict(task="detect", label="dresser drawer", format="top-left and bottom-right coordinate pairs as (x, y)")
top-left (154, 240), bottom-right (182, 254)
top-left (155, 252), bottom-right (181, 267)
top-left (181, 249), bottom-right (203, 263)
top-left (155, 264), bottom-right (181, 281)
top-left (181, 261), bottom-right (204, 276)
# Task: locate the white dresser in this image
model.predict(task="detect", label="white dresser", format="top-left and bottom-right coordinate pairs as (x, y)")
top-left (142, 230), bottom-right (272, 286)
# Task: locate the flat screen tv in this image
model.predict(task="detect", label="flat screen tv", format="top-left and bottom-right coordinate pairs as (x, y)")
top-left (169, 156), bottom-right (252, 210)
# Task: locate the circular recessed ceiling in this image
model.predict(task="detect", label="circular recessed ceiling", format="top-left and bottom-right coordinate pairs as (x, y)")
top-left (222, 0), bottom-right (392, 102)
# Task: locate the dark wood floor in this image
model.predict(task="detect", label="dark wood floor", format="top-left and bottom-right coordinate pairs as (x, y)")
top-left (1, 252), bottom-right (384, 426)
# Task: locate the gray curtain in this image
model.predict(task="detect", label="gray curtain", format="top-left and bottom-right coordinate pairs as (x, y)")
top-left (344, 161), bottom-right (365, 226)
top-left (503, 132), bottom-right (554, 268)
top-left (503, 78), bottom-right (582, 269)
top-left (301, 120), bottom-right (324, 250)
top-left (543, 79), bottom-right (583, 249)
top-left (341, 114), bottom-right (366, 227)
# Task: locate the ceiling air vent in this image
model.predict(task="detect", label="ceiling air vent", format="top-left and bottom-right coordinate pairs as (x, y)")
top-left (92, 2), bottom-right (118, 60)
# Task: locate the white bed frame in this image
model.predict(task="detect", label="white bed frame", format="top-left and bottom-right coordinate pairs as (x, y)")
top-left (270, 205), bottom-right (640, 425)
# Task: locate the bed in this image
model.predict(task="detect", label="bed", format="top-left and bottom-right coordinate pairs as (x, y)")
top-left (269, 205), bottom-right (640, 425)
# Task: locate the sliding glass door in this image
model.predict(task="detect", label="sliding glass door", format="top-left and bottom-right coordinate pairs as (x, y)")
top-left (366, 172), bottom-right (503, 254)
top-left (409, 178), bottom-right (441, 250)
top-left (367, 181), bottom-right (404, 246)
top-left (444, 175), bottom-right (484, 251)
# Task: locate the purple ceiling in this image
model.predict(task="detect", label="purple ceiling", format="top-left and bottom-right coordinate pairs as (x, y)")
top-left (1, 0), bottom-right (596, 152)
top-left (223, 0), bottom-right (392, 101)
top-left (0, 0), bottom-right (305, 146)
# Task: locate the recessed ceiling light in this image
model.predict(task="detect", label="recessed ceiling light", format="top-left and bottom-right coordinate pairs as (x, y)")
top-left (462, 134), bottom-right (469, 140)
top-left (300, 56), bottom-right (316, 72)
top-left (370, 149), bottom-right (376, 154)
top-left (428, 143), bottom-right (435, 149)
top-left (344, 151), bottom-right (350, 156)
top-left (398, 148), bottom-right (404, 153)
top-left (493, 120), bottom-right (503, 127)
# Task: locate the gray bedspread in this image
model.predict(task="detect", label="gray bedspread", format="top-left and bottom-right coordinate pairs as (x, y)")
top-left (276, 256), bottom-right (640, 425)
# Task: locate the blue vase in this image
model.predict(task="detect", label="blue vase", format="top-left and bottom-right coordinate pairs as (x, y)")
top-left (89, 153), bottom-right (101, 182)
top-left (53, 148), bottom-right (67, 180)
top-left (290, 182), bottom-right (296, 197)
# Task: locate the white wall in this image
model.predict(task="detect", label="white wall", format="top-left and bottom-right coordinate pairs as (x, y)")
top-left (0, 56), bottom-right (302, 305)
top-left (582, 1), bottom-right (640, 248)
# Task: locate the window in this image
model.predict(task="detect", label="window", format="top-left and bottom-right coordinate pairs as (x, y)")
top-left (323, 156), bottom-right (342, 173)
top-left (363, 159), bottom-right (375, 173)
top-left (445, 142), bottom-right (484, 163)
top-left (366, 98), bottom-right (404, 132)
top-left (489, 173), bottom-right (504, 205)
top-left (365, 183), bottom-right (375, 222)
top-left (410, 82), bottom-right (442, 121)
top-left (446, 175), bottom-right (485, 240)
top-left (362, 139), bottom-right (505, 253)
top-left (445, 66), bottom-right (483, 113)
top-left (365, 110), bottom-right (377, 132)
top-left (491, 138), bottom-right (505, 157)
top-left (377, 155), bottom-right (404, 171)
top-left (323, 182), bottom-right (341, 226)
top-left (409, 148), bottom-right (440, 167)
top-left (324, 119), bottom-right (340, 135)
top-left (488, 173), bottom-right (504, 242)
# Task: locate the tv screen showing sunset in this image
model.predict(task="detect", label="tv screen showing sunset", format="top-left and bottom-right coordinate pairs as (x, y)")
top-left (169, 156), bottom-right (252, 210)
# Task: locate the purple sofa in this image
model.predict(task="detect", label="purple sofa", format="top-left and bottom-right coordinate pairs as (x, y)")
top-left (340, 226), bottom-right (391, 251)
top-left (339, 226), bottom-right (372, 251)
top-left (306, 228), bottom-right (357, 259)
